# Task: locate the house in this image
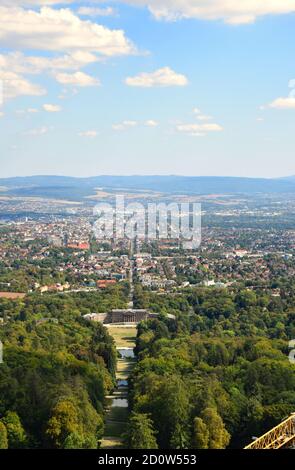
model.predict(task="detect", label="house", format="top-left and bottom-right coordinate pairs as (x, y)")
top-left (234, 249), bottom-right (248, 258)
top-left (40, 283), bottom-right (70, 293)
top-left (202, 279), bottom-right (216, 287)
top-left (97, 280), bottom-right (117, 289)
top-left (67, 242), bottom-right (90, 250)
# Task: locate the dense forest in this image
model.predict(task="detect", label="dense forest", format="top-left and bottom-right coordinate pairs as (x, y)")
top-left (126, 286), bottom-right (295, 449)
top-left (0, 287), bottom-right (127, 448)
top-left (0, 283), bottom-right (294, 449)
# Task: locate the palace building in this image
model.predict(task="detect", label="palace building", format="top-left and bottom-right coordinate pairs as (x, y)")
top-left (83, 309), bottom-right (175, 325)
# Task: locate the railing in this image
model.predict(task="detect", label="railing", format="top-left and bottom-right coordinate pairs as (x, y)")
top-left (245, 413), bottom-right (295, 449)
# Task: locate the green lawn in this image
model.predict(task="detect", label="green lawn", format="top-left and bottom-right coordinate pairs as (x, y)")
top-left (100, 437), bottom-right (124, 449)
top-left (106, 326), bottom-right (137, 348)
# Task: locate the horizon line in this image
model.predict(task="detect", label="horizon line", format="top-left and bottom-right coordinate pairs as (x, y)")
top-left (0, 174), bottom-right (294, 180)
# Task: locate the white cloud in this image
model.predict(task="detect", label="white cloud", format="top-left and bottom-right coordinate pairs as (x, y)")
top-left (0, 51), bottom-right (101, 97)
top-left (58, 88), bottom-right (79, 99)
top-left (117, 0), bottom-right (295, 25)
top-left (0, 7), bottom-right (196, 103)
top-left (5, 1), bottom-right (295, 24)
top-left (0, 1), bottom-right (73, 4)
top-left (176, 122), bottom-right (223, 136)
top-left (144, 119), bottom-right (159, 127)
top-left (55, 71), bottom-right (100, 87)
top-left (0, 112), bottom-right (4, 118)
top-left (0, 51), bottom-right (100, 76)
top-left (197, 114), bottom-right (213, 121)
top-left (0, 49), bottom-right (101, 100)
top-left (78, 130), bottom-right (98, 138)
top-left (78, 7), bottom-right (117, 18)
top-left (268, 97), bottom-right (295, 109)
top-left (112, 119), bottom-right (158, 130)
top-left (16, 107), bottom-right (39, 115)
top-left (112, 120), bottom-right (138, 130)
top-left (125, 67), bottom-right (188, 87)
top-left (192, 106), bottom-right (214, 122)
top-left (24, 126), bottom-right (50, 136)
top-left (43, 103), bottom-right (62, 112)
top-left (0, 6), bottom-right (135, 56)
top-left (0, 70), bottom-right (46, 99)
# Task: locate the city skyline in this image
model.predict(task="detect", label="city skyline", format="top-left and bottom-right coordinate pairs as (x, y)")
top-left (1, 1), bottom-right (295, 178)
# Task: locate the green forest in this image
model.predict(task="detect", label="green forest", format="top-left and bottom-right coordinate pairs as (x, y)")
top-left (0, 283), bottom-right (294, 449)
top-left (126, 286), bottom-right (295, 449)
top-left (0, 287), bottom-right (127, 449)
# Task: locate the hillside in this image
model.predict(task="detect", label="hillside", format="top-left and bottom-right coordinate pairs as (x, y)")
top-left (0, 175), bottom-right (295, 200)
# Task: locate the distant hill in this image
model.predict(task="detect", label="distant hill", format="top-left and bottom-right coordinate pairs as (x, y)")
top-left (280, 175), bottom-right (295, 182)
top-left (0, 175), bottom-right (295, 200)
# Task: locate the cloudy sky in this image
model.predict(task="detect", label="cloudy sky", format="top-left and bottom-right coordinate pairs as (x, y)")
top-left (1, 1), bottom-right (295, 178)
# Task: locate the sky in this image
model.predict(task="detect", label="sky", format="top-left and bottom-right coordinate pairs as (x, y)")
top-left (1, 1), bottom-right (295, 178)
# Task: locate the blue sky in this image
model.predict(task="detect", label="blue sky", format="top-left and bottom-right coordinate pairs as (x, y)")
top-left (1, 1), bottom-right (295, 178)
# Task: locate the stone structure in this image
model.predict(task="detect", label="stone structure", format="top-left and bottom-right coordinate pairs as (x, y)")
top-left (84, 309), bottom-right (176, 325)
top-left (83, 309), bottom-right (149, 325)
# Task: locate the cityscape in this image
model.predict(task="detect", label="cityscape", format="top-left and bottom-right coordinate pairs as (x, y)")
top-left (0, 0), bottom-right (295, 464)
top-left (0, 185), bottom-right (294, 454)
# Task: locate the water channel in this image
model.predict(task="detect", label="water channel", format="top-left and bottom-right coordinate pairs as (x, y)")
top-left (101, 345), bottom-right (136, 448)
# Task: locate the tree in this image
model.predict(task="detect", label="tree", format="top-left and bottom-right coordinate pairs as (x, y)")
top-left (236, 290), bottom-right (257, 309)
top-left (201, 293), bottom-right (235, 319)
top-left (192, 417), bottom-right (209, 449)
top-left (46, 400), bottom-right (79, 448)
top-left (83, 433), bottom-right (98, 449)
top-left (0, 422), bottom-right (8, 449)
top-left (63, 432), bottom-right (84, 449)
top-left (126, 413), bottom-right (158, 449)
top-left (170, 422), bottom-right (189, 449)
top-left (150, 376), bottom-right (190, 449)
top-left (63, 431), bottom-right (98, 449)
top-left (201, 408), bottom-right (230, 449)
top-left (1, 411), bottom-right (27, 448)
top-left (242, 397), bottom-right (264, 437)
